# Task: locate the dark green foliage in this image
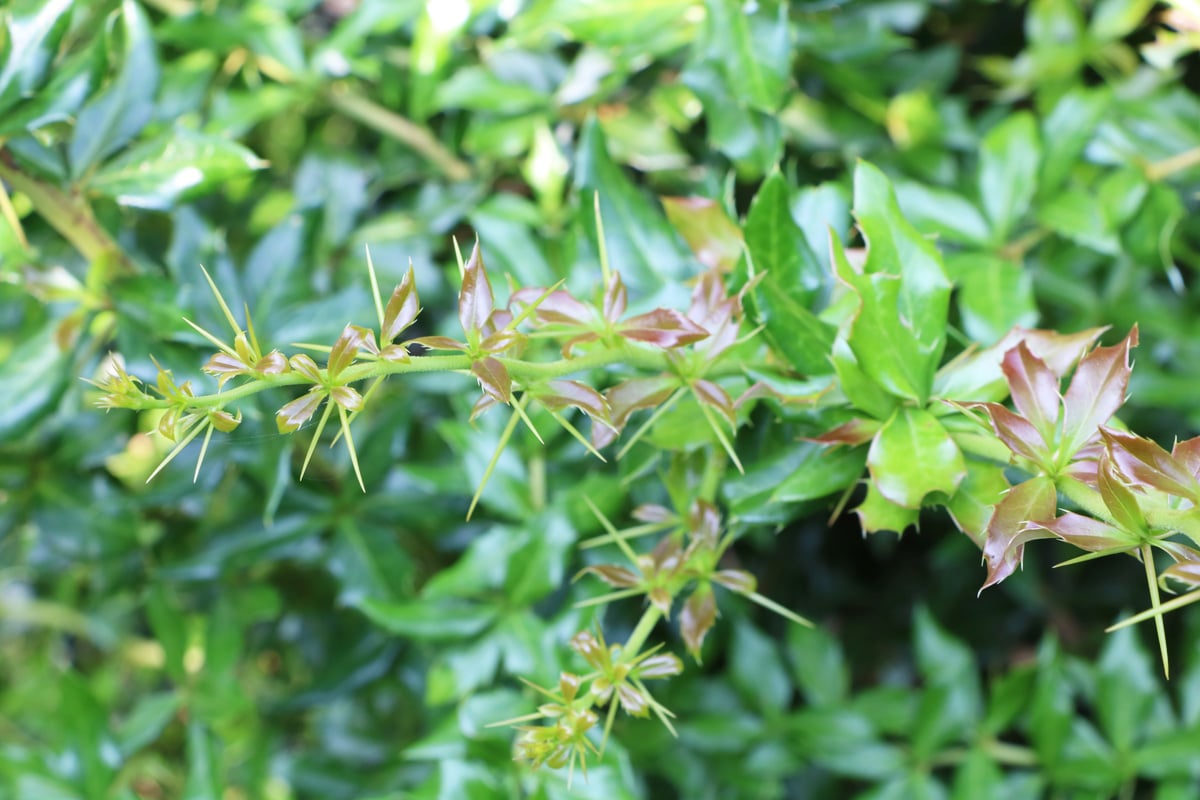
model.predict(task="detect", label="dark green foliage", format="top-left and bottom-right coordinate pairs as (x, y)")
top-left (4, 1), bottom-right (1200, 798)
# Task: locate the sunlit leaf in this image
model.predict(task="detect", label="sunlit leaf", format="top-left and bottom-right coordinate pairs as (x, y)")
top-left (1060, 327), bottom-right (1138, 459)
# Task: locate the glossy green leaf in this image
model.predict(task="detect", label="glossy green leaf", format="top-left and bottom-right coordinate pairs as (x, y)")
top-left (68, 0), bottom-right (159, 176)
top-left (950, 253), bottom-right (1037, 345)
top-left (355, 598), bottom-right (497, 640)
top-left (867, 408), bottom-right (966, 509)
top-left (574, 116), bottom-right (693, 291)
top-left (0, 0), bottom-right (75, 111)
top-left (1040, 87), bottom-right (1110, 194)
top-left (743, 170), bottom-right (834, 375)
top-left (854, 482), bottom-right (920, 536)
top-left (730, 623), bottom-right (792, 716)
top-left (767, 441), bottom-right (867, 505)
top-left (978, 111), bottom-right (1040, 244)
top-left (87, 128), bottom-right (265, 210)
top-left (787, 624), bottom-right (848, 708)
top-left (0, 318), bottom-right (70, 442)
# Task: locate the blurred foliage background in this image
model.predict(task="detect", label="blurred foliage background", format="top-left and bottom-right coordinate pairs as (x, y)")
top-left (4, 0), bottom-right (1200, 798)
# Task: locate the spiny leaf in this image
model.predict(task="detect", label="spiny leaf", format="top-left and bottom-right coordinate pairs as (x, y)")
top-left (459, 240), bottom-right (495, 337)
top-left (1060, 327), bottom-right (1138, 460)
top-left (1102, 426), bottom-right (1200, 503)
top-left (618, 308), bottom-right (708, 349)
top-left (382, 264), bottom-right (421, 343)
top-left (980, 476), bottom-right (1058, 591)
top-left (1001, 341), bottom-right (1060, 448)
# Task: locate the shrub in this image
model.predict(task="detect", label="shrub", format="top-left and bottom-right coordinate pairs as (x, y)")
top-left (4, 1), bottom-right (1200, 798)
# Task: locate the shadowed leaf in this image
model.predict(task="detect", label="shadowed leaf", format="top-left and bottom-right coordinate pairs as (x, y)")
top-left (680, 584), bottom-right (716, 662)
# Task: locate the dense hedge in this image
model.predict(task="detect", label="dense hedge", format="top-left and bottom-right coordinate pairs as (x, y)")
top-left (4, 2), bottom-right (1200, 798)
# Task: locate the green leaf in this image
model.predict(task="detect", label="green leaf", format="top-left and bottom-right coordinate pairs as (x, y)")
top-left (182, 723), bottom-right (222, 800)
top-left (767, 441), bottom-right (867, 505)
top-left (867, 408), bottom-right (966, 509)
top-left (787, 623), bottom-right (849, 708)
top-left (86, 128), bottom-right (265, 210)
top-left (978, 111), bottom-right (1041, 244)
top-left (68, 0), bottom-right (159, 176)
top-left (1094, 623), bottom-right (1158, 752)
top-left (0, 0), bottom-right (75, 112)
top-left (949, 253), bottom-right (1037, 345)
top-left (743, 170), bottom-right (834, 375)
top-left (355, 598), bottom-right (497, 640)
top-left (945, 461), bottom-right (1009, 547)
top-left (701, 0), bottom-right (790, 113)
top-left (842, 163), bottom-right (951, 402)
top-left (1037, 188), bottom-right (1120, 254)
top-left (1040, 87), bottom-right (1111, 194)
top-left (0, 318), bottom-right (70, 442)
top-left (854, 482), bottom-right (920, 536)
top-left (730, 622), bottom-right (792, 716)
top-left (574, 116), bottom-right (693, 291)
top-left (894, 181), bottom-right (990, 247)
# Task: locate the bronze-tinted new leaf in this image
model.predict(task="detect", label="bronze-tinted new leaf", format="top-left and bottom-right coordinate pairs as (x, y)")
top-left (578, 564), bottom-right (640, 588)
top-left (472, 357), bottom-right (512, 405)
top-left (593, 375), bottom-right (678, 449)
top-left (1001, 341), bottom-right (1060, 447)
top-left (680, 584), bottom-right (717, 662)
top-left (972, 401), bottom-right (1051, 467)
top-left (289, 354), bottom-right (323, 383)
top-left (691, 379), bottom-right (735, 427)
top-left (980, 475), bottom-right (1057, 591)
top-left (603, 273), bottom-right (627, 322)
top-left (1060, 327), bottom-right (1137, 459)
top-left (811, 417), bottom-right (882, 447)
top-left (617, 308), bottom-right (708, 349)
top-left (276, 389), bottom-right (325, 433)
top-left (634, 652), bottom-right (683, 679)
top-left (382, 266), bottom-right (421, 343)
top-left (1102, 427), bottom-right (1200, 503)
top-left (535, 380), bottom-right (615, 431)
top-left (1024, 512), bottom-right (1138, 553)
top-left (712, 569), bottom-right (756, 594)
top-left (328, 325), bottom-right (369, 379)
top-left (459, 241), bottom-right (495, 337)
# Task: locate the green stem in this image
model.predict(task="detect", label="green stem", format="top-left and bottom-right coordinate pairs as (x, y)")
top-left (1055, 475), bottom-right (1109, 521)
top-left (324, 84), bottom-right (472, 181)
top-left (621, 605), bottom-right (664, 660)
top-left (0, 152), bottom-right (131, 273)
top-left (1145, 146), bottom-right (1200, 181)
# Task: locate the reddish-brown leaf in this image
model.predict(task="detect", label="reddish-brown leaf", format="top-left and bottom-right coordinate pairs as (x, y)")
top-left (616, 683), bottom-right (650, 717)
top-left (471, 357), bottom-right (511, 405)
top-left (204, 351), bottom-right (251, 386)
top-left (569, 631), bottom-right (606, 669)
top-left (1002, 341), bottom-right (1060, 446)
top-left (469, 392), bottom-right (498, 421)
top-left (811, 417), bottom-right (883, 447)
top-left (593, 375), bottom-right (678, 449)
top-left (980, 475), bottom-right (1057, 592)
top-left (972, 401), bottom-right (1051, 467)
top-left (633, 504), bottom-right (675, 524)
top-left (328, 324), bottom-right (369, 379)
top-left (459, 241), bottom-right (495, 336)
top-left (634, 652), bottom-right (683, 679)
top-left (687, 271), bottom-right (741, 359)
top-left (510, 287), bottom-right (593, 327)
top-left (255, 350), bottom-right (289, 375)
top-left (1024, 512), bottom-right (1138, 552)
top-left (289, 354), bottom-right (323, 383)
top-left (619, 309), bottom-right (708, 349)
top-left (1173, 436), bottom-right (1200, 480)
top-left (1060, 327), bottom-right (1137, 458)
top-left (680, 584), bottom-right (717, 662)
top-left (276, 389), bottom-right (325, 433)
top-left (383, 266), bottom-right (421, 343)
top-left (603, 272), bottom-right (627, 322)
top-left (409, 335), bottom-right (465, 351)
top-left (1102, 426), bottom-right (1200, 503)
top-left (711, 569), bottom-right (756, 594)
top-left (687, 499), bottom-right (722, 548)
top-left (692, 379), bottom-right (736, 427)
top-left (578, 564), bottom-right (641, 588)
top-left (329, 385), bottom-right (363, 411)
top-left (662, 196), bottom-right (745, 272)
top-left (534, 380), bottom-right (615, 430)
